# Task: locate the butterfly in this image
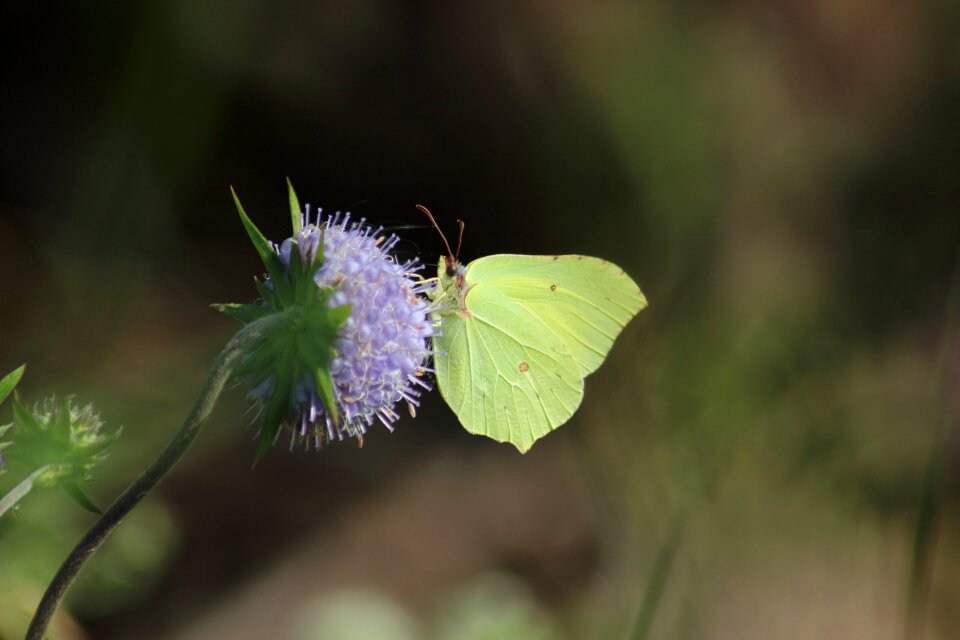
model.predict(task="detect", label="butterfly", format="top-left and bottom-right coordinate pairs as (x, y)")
top-left (420, 206), bottom-right (647, 452)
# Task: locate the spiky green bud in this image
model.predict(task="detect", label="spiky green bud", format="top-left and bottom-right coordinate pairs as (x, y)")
top-left (1, 395), bottom-right (119, 512)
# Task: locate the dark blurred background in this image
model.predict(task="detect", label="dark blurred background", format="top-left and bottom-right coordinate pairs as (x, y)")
top-left (1, 1), bottom-right (959, 639)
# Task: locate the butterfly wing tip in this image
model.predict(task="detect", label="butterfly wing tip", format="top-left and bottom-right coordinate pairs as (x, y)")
top-left (513, 441), bottom-right (534, 454)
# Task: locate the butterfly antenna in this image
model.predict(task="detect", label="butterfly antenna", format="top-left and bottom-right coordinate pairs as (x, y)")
top-left (415, 205), bottom-right (455, 262)
top-left (455, 220), bottom-right (465, 260)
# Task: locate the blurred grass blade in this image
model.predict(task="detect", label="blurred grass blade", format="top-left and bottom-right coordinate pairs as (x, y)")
top-left (903, 259), bottom-right (960, 640)
top-left (903, 440), bottom-right (946, 640)
top-left (903, 257), bottom-right (960, 640)
top-left (629, 519), bottom-right (685, 640)
top-left (0, 364), bottom-right (26, 406)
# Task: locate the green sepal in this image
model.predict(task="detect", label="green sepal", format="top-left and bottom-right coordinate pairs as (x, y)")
top-left (11, 394), bottom-right (43, 438)
top-left (52, 396), bottom-right (72, 442)
top-left (232, 311), bottom-right (290, 380)
top-left (287, 177), bottom-right (303, 236)
top-left (7, 395), bottom-right (46, 469)
top-left (233, 352), bottom-right (278, 385)
top-left (254, 278), bottom-right (278, 307)
top-left (288, 241), bottom-right (331, 306)
top-left (307, 304), bottom-right (350, 425)
top-left (224, 185), bottom-right (358, 461)
top-left (287, 246), bottom-right (311, 304)
top-left (253, 399), bottom-right (283, 465)
top-left (212, 303), bottom-right (273, 325)
top-left (231, 187), bottom-right (293, 304)
top-left (253, 351), bottom-right (294, 465)
top-left (325, 304), bottom-right (352, 327)
top-left (313, 367), bottom-right (339, 426)
top-left (294, 331), bottom-right (337, 424)
top-left (312, 224), bottom-right (325, 271)
top-left (0, 365), bottom-right (25, 407)
top-left (62, 480), bottom-right (103, 515)
top-left (80, 426), bottom-right (122, 458)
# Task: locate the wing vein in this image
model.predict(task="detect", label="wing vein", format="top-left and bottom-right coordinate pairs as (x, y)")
top-left (471, 321), bottom-right (511, 442)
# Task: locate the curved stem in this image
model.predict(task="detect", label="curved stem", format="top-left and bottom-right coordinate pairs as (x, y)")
top-left (0, 465), bottom-right (50, 520)
top-left (25, 316), bottom-right (281, 640)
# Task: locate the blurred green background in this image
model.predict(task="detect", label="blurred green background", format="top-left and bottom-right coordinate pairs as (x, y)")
top-left (1, 1), bottom-right (959, 638)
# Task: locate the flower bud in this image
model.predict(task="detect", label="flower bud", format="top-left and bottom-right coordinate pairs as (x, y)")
top-left (3, 395), bottom-right (119, 501)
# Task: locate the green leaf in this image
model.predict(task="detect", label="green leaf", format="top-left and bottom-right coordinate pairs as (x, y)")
top-left (0, 365), bottom-right (25, 407)
top-left (61, 480), bottom-right (103, 515)
top-left (287, 177), bottom-right (303, 236)
top-left (212, 303), bottom-right (272, 325)
top-left (230, 187), bottom-right (292, 303)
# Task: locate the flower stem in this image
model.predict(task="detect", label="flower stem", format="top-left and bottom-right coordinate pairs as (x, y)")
top-left (25, 315), bottom-right (282, 640)
top-left (0, 465), bottom-right (50, 520)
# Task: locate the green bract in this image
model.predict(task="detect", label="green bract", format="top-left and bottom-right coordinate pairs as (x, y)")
top-left (0, 365), bottom-right (25, 408)
top-left (214, 184), bottom-right (349, 463)
top-left (3, 395), bottom-right (119, 513)
top-left (0, 364), bottom-right (25, 470)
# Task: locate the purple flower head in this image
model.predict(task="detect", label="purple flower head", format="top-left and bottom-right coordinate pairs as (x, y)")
top-left (272, 209), bottom-right (436, 445)
top-left (219, 185), bottom-right (436, 458)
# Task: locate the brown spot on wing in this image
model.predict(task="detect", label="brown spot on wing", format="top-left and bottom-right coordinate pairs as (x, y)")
top-left (519, 362), bottom-right (529, 373)
top-left (550, 284), bottom-right (557, 292)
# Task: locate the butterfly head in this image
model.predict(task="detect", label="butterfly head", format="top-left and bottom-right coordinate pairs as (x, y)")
top-left (443, 256), bottom-right (458, 278)
top-left (437, 255), bottom-right (468, 299)
top-left (417, 204), bottom-right (468, 300)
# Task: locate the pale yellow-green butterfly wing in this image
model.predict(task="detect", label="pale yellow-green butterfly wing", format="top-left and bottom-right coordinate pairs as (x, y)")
top-left (464, 255), bottom-right (647, 375)
top-left (435, 282), bottom-right (583, 452)
top-left (434, 254), bottom-right (646, 452)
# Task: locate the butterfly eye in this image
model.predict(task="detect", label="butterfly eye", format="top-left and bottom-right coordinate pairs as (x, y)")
top-left (445, 263), bottom-right (457, 277)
